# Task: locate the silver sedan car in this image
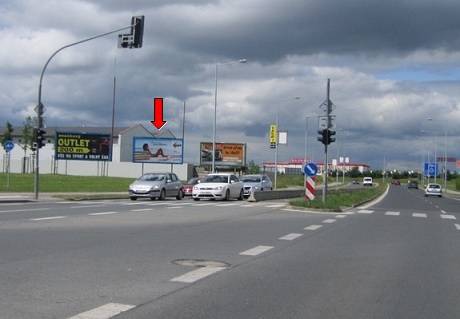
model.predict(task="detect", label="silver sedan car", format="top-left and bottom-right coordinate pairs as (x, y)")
top-left (129, 173), bottom-right (184, 200)
top-left (241, 174), bottom-right (273, 197)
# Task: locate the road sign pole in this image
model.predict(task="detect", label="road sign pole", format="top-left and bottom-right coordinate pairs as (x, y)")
top-left (6, 152), bottom-right (10, 190)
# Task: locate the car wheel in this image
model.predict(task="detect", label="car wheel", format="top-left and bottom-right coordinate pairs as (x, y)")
top-left (176, 190), bottom-right (184, 200)
top-left (130, 196), bottom-right (137, 201)
top-left (150, 197), bottom-right (156, 201)
top-left (193, 198), bottom-right (200, 201)
top-left (238, 189), bottom-right (244, 200)
top-left (224, 189), bottom-right (230, 201)
top-left (159, 189), bottom-right (166, 200)
top-left (260, 188), bottom-right (264, 191)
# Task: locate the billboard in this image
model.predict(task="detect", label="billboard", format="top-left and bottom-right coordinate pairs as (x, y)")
top-left (133, 137), bottom-right (183, 164)
top-left (55, 132), bottom-right (111, 161)
top-left (200, 142), bottom-right (246, 167)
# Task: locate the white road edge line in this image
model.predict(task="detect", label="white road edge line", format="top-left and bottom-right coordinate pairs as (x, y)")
top-left (30, 216), bottom-right (66, 221)
top-left (89, 212), bottom-right (119, 216)
top-left (266, 204), bottom-right (286, 208)
top-left (170, 266), bottom-right (226, 283)
top-left (130, 208), bottom-right (152, 212)
top-left (412, 213), bottom-right (427, 218)
top-left (278, 233), bottom-right (303, 241)
top-left (441, 214), bottom-right (456, 220)
top-left (304, 225), bottom-right (322, 230)
top-left (239, 245), bottom-right (274, 256)
top-left (0, 208), bottom-right (48, 213)
top-left (66, 302), bottom-right (135, 319)
top-left (167, 206), bottom-right (182, 209)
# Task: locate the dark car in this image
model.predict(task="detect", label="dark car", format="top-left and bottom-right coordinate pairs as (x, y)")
top-left (391, 179), bottom-right (400, 185)
top-left (408, 180), bottom-right (418, 189)
top-left (183, 177), bottom-right (200, 196)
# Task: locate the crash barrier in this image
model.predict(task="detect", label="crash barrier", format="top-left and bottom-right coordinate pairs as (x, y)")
top-left (248, 188), bottom-right (323, 202)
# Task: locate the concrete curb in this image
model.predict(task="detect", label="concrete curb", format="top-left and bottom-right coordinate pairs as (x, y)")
top-left (354, 184), bottom-right (390, 210)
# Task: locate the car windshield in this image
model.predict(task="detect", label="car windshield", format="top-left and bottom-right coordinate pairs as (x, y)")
top-left (138, 174), bottom-right (165, 181)
top-left (186, 178), bottom-right (199, 185)
top-left (428, 184), bottom-right (440, 189)
top-left (241, 176), bottom-right (261, 183)
top-left (364, 178), bottom-right (372, 181)
top-left (203, 175), bottom-right (229, 183)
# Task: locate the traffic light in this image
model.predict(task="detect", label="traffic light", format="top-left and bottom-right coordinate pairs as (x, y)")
top-left (132, 15), bottom-right (144, 48)
top-left (317, 129), bottom-right (336, 145)
top-left (36, 128), bottom-right (46, 149)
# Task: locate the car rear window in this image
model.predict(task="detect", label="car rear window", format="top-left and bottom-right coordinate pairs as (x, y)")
top-left (428, 184), bottom-right (440, 189)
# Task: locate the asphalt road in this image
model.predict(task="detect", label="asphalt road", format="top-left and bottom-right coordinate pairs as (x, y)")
top-left (0, 186), bottom-right (459, 319)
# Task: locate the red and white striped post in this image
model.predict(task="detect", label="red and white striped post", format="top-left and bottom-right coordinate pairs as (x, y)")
top-left (305, 176), bottom-right (316, 200)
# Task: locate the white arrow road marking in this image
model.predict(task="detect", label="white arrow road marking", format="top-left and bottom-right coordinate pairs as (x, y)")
top-left (239, 245), bottom-right (274, 256)
top-left (66, 303), bottom-right (135, 319)
top-left (170, 266), bottom-right (226, 283)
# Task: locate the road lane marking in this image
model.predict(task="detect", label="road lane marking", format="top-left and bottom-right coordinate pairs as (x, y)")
top-left (304, 225), bottom-right (322, 230)
top-left (265, 204), bottom-right (286, 208)
top-left (216, 203), bottom-right (239, 207)
top-left (30, 216), bottom-right (66, 221)
top-left (441, 210), bottom-right (447, 214)
top-left (130, 208), bottom-right (152, 212)
top-left (335, 215), bottom-right (347, 218)
top-left (385, 211), bottom-right (400, 216)
top-left (89, 212), bottom-right (119, 216)
top-left (342, 212), bottom-right (355, 215)
top-left (192, 203), bottom-right (215, 206)
top-left (322, 219), bottom-right (336, 223)
top-left (279, 233), bottom-right (303, 240)
top-left (0, 208), bottom-right (48, 213)
top-left (67, 302), bottom-right (135, 319)
top-left (239, 245), bottom-right (274, 256)
top-left (167, 206), bottom-right (182, 209)
top-left (455, 224), bottom-right (460, 230)
top-left (56, 201), bottom-right (76, 204)
top-left (240, 204), bottom-right (256, 207)
top-left (70, 205), bottom-right (106, 209)
top-left (357, 210), bottom-right (374, 214)
top-left (441, 214), bottom-right (456, 220)
top-left (412, 213), bottom-right (427, 218)
top-left (170, 266), bottom-right (226, 283)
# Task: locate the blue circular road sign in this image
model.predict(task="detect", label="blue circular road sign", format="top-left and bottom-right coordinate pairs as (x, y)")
top-left (4, 140), bottom-right (14, 153)
top-left (304, 163), bottom-right (318, 176)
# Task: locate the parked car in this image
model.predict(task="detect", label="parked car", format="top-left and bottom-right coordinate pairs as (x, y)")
top-left (128, 173), bottom-right (184, 200)
top-left (240, 174), bottom-right (273, 197)
top-left (192, 173), bottom-right (244, 201)
top-left (363, 177), bottom-right (373, 186)
top-left (407, 180), bottom-right (418, 189)
top-left (425, 183), bottom-right (442, 197)
top-left (391, 179), bottom-right (401, 185)
top-left (183, 177), bottom-right (200, 196)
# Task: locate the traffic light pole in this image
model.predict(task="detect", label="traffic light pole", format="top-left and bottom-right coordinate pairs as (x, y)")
top-left (34, 24), bottom-right (136, 200)
top-left (322, 79), bottom-right (331, 203)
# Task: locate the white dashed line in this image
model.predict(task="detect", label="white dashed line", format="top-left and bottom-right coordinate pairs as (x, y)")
top-left (30, 216), bottom-right (66, 221)
top-left (278, 233), bottom-right (303, 241)
top-left (240, 204), bottom-right (256, 207)
top-left (192, 203), bottom-right (215, 206)
top-left (385, 211), bottom-right (400, 216)
top-left (66, 302), bottom-right (135, 319)
top-left (304, 225), bottom-right (323, 230)
top-left (412, 213), bottom-right (427, 218)
top-left (455, 224), bottom-right (460, 230)
top-left (282, 208), bottom-right (308, 213)
top-left (441, 214), bottom-right (456, 220)
top-left (89, 212), bottom-right (119, 216)
top-left (239, 245), bottom-right (274, 256)
top-left (265, 204), bottom-right (286, 208)
top-left (342, 212), bottom-right (355, 215)
top-left (216, 203), bottom-right (239, 207)
top-left (130, 208), bottom-right (152, 212)
top-left (70, 205), bottom-right (106, 209)
top-left (322, 219), bottom-right (336, 223)
top-left (170, 266), bottom-right (226, 283)
top-left (167, 206), bottom-right (182, 209)
top-left (357, 210), bottom-right (374, 214)
top-left (335, 215), bottom-right (347, 218)
top-left (0, 208), bottom-right (47, 213)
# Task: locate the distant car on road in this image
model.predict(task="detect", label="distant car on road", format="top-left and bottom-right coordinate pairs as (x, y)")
top-left (363, 177), bottom-right (373, 186)
top-left (352, 180), bottom-right (359, 185)
top-left (192, 173), bottom-right (244, 201)
top-left (391, 179), bottom-right (401, 185)
top-left (241, 174), bottom-right (273, 197)
top-left (183, 177), bottom-right (200, 196)
top-left (407, 180), bottom-right (418, 189)
top-left (425, 183), bottom-right (442, 197)
top-left (129, 173), bottom-right (184, 200)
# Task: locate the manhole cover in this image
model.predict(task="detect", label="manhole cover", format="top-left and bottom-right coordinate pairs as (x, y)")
top-left (172, 259), bottom-right (230, 268)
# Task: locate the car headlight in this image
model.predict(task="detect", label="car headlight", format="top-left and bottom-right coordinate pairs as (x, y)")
top-left (215, 186), bottom-right (223, 190)
top-left (254, 186), bottom-right (259, 190)
top-left (151, 185), bottom-right (160, 190)
top-left (193, 186), bottom-right (199, 190)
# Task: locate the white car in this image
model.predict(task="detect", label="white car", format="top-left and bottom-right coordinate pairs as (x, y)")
top-left (192, 173), bottom-right (244, 201)
top-left (363, 177), bottom-right (373, 186)
top-left (425, 183), bottom-right (442, 197)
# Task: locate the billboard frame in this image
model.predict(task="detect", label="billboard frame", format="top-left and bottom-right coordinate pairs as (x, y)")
top-left (132, 137), bottom-right (184, 164)
top-left (55, 131), bottom-right (112, 161)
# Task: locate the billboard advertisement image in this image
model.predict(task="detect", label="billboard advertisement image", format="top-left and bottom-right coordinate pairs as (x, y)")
top-left (133, 137), bottom-right (183, 164)
top-left (55, 132), bottom-right (111, 161)
top-left (200, 142), bottom-right (246, 167)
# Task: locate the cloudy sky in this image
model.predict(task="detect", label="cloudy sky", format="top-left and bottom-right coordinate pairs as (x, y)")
top-left (1, 0), bottom-right (460, 170)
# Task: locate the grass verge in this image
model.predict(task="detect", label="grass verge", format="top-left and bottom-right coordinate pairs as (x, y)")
top-left (0, 173), bottom-right (134, 192)
top-left (289, 183), bottom-right (387, 211)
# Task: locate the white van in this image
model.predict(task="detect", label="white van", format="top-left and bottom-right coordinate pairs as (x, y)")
top-left (363, 177), bottom-right (373, 186)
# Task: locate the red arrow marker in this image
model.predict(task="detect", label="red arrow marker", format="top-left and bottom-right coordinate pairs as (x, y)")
top-left (151, 97), bottom-right (167, 130)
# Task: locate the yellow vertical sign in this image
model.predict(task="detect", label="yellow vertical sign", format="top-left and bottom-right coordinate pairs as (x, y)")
top-left (269, 124), bottom-right (277, 147)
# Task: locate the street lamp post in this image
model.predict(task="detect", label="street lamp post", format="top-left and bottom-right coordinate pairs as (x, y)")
top-left (212, 58), bottom-right (247, 173)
